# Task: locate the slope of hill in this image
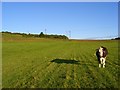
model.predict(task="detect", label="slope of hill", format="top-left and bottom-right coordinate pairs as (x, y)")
top-left (2, 32), bottom-right (69, 42)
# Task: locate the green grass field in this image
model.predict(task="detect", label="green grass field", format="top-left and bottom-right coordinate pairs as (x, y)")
top-left (2, 33), bottom-right (119, 88)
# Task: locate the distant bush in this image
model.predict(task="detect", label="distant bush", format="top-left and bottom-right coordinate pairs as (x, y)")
top-left (111, 37), bottom-right (120, 40)
top-left (115, 37), bottom-right (120, 40)
top-left (39, 32), bottom-right (68, 39)
top-left (2, 31), bottom-right (12, 34)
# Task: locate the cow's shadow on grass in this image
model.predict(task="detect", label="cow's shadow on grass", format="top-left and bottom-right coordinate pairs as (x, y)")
top-left (51, 58), bottom-right (97, 67)
top-left (51, 59), bottom-right (80, 64)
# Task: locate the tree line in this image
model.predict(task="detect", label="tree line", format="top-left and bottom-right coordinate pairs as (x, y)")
top-left (2, 31), bottom-right (69, 39)
top-left (111, 37), bottom-right (120, 40)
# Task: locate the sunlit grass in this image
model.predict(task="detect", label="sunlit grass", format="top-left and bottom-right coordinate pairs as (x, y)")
top-left (2, 34), bottom-right (119, 88)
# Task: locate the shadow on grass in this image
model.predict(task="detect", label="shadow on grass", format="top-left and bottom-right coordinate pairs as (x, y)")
top-left (50, 58), bottom-right (98, 67)
top-left (51, 59), bottom-right (80, 64)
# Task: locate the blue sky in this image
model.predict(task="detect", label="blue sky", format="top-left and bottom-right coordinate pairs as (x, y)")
top-left (2, 2), bottom-right (118, 39)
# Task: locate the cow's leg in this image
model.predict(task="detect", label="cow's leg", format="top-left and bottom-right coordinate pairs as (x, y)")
top-left (99, 58), bottom-right (103, 68)
top-left (100, 57), bottom-right (105, 68)
top-left (98, 58), bottom-right (101, 68)
top-left (99, 63), bottom-right (101, 68)
top-left (102, 58), bottom-right (106, 68)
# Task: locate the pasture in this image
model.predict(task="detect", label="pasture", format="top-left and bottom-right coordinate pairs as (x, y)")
top-left (2, 34), bottom-right (119, 88)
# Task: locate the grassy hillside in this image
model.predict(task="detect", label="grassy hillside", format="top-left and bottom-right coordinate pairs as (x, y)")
top-left (2, 33), bottom-right (119, 88)
top-left (2, 33), bottom-right (53, 42)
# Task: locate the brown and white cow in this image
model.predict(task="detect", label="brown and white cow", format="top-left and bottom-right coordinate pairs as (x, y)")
top-left (96, 46), bottom-right (108, 68)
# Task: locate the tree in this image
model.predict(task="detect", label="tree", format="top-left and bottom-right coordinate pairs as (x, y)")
top-left (39, 32), bottom-right (44, 37)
